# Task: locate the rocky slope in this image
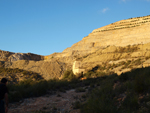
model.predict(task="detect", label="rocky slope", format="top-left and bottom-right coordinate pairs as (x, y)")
top-left (1, 15), bottom-right (150, 80)
top-left (45, 15), bottom-right (150, 75)
top-left (48, 15), bottom-right (150, 60)
top-left (9, 89), bottom-right (85, 113)
top-left (5, 60), bottom-right (66, 80)
top-left (0, 50), bottom-right (67, 80)
top-left (0, 50), bottom-right (44, 61)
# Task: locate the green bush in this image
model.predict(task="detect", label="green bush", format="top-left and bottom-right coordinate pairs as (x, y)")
top-left (62, 70), bottom-right (76, 80)
top-left (8, 79), bottom-right (49, 102)
top-left (84, 71), bottom-right (94, 78)
top-left (81, 80), bottom-right (117, 113)
top-left (8, 77), bottom-right (79, 102)
top-left (81, 67), bottom-right (150, 113)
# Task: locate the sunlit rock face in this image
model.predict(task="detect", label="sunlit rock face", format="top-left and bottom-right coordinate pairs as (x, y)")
top-left (72, 61), bottom-right (85, 75)
top-left (0, 50), bottom-right (44, 62)
top-left (1, 15), bottom-right (150, 79)
top-left (62, 15), bottom-right (150, 56)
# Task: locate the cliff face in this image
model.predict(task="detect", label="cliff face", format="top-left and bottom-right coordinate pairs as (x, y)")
top-left (62, 15), bottom-right (150, 56)
top-left (45, 15), bottom-right (150, 75)
top-left (44, 15), bottom-right (150, 69)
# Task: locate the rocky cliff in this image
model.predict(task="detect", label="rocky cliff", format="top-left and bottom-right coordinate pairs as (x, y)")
top-left (62, 15), bottom-right (150, 57)
top-left (45, 15), bottom-right (150, 73)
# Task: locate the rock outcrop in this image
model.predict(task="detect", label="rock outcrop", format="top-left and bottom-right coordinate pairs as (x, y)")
top-left (0, 50), bottom-right (44, 61)
top-left (72, 61), bottom-right (85, 75)
top-left (61, 15), bottom-right (150, 57)
top-left (0, 50), bottom-right (13, 61)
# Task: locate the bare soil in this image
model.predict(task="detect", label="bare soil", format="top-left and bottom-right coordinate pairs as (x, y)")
top-left (8, 89), bottom-right (87, 113)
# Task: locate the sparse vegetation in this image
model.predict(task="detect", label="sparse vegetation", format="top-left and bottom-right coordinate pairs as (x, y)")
top-left (115, 45), bottom-right (138, 53)
top-left (132, 58), bottom-right (143, 65)
top-left (62, 70), bottom-right (76, 80)
top-left (0, 14), bottom-right (150, 113)
top-left (81, 67), bottom-right (150, 113)
top-left (1, 57), bottom-right (150, 113)
top-left (93, 15), bottom-right (150, 33)
top-left (0, 67), bottom-right (43, 84)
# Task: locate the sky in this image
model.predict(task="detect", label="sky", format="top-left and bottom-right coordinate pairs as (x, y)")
top-left (0, 0), bottom-right (150, 55)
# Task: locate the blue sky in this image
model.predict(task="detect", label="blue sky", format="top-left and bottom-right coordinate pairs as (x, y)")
top-left (0, 0), bottom-right (150, 55)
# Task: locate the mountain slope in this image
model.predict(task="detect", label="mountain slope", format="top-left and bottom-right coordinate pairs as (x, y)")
top-left (60, 15), bottom-right (150, 57)
top-left (1, 15), bottom-right (150, 80)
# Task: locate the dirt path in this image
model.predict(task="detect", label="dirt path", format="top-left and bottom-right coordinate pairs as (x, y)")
top-left (8, 89), bottom-right (87, 113)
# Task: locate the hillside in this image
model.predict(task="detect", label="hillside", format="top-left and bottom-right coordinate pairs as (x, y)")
top-left (80, 66), bottom-right (150, 113)
top-left (1, 14), bottom-right (150, 113)
top-left (8, 66), bottom-right (150, 113)
top-left (0, 50), bottom-right (44, 61)
top-left (0, 50), bottom-right (67, 80)
top-left (48, 15), bottom-right (150, 59)
top-left (0, 67), bottom-right (43, 84)
top-left (0, 15), bottom-right (150, 80)
top-left (45, 15), bottom-right (150, 76)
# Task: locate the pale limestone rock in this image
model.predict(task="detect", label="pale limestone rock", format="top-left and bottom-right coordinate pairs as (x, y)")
top-left (109, 59), bottom-right (126, 64)
top-left (72, 61), bottom-right (85, 75)
top-left (7, 53), bottom-right (44, 62)
top-left (9, 53), bottom-right (25, 61)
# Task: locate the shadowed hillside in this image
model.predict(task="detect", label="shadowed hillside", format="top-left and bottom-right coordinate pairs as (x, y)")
top-left (81, 66), bottom-right (150, 113)
top-left (7, 66), bottom-right (150, 113)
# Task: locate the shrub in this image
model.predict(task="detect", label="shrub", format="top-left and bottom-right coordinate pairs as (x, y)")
top-left (145, 56), bottom-right (150, 60)
top-left (8, 79), bottom-right (49, 102)
top-left (133, 58), bottom-right (142, 65)
top-left (73, 101), bottom-right (81, 109)
top-left (81, 81), bottom-right (117, 113)
top-left (121, 93), bottom-right (139, 111)
top-left (84, 71), bottom-right (94, 78)
top-left (133, 73), bottom-right (150, 93)
top-left (62, 70), bottom-right (76, 80)
top-left (75, 87), bottom-right (86, 93)
top-left (81, 67), bottom-right (150, 113)
top-left (98, 72), bottom-right (108, 77)
top-left (118, 72), bottom-right (130, 82)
